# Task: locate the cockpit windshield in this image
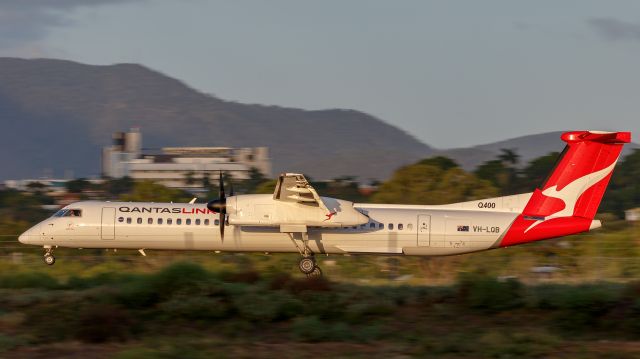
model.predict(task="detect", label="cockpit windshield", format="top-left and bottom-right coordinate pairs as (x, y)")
top-left (52, 209), bottom-right (82, 218)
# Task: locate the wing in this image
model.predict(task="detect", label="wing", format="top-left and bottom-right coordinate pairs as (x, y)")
top-left (273, 173), bottom-right (330, 213)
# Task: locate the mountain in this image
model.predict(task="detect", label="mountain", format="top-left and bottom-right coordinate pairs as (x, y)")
top-left (0, 58), bottom-right (434, 181)
top-left (437, 132), bottom-right (640, 170)
top-left (1, 58), bottom-right (636, 183)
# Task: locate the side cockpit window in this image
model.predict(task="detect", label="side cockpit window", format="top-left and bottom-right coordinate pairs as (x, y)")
top-left (53, 209), bottom-right (82, 217)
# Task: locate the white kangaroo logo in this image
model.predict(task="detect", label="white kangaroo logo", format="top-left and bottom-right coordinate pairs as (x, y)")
top-left (524, 159), bottom-right (618, 233)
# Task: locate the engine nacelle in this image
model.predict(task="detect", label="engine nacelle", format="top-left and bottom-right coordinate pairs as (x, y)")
top-left (226, 194), bottom-right (368, 227)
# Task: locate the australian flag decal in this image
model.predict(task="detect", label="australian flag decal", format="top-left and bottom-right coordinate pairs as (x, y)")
top-left (457, 225), bottom-right (469, 232)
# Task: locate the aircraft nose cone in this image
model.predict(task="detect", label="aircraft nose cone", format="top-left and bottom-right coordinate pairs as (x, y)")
top-left (18, 232), bottom-right (29, 244)
top-left (18, 225), bottom-right (38, 245)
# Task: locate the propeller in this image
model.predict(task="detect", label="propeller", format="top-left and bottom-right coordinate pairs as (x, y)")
top-left (207, 172), bottom-right (227, 241)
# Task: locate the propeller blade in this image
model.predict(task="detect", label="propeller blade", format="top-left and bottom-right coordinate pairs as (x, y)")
top-left (219, 212), bottom-right (225, 242)
top-left (218, 171), bottom-right (225, 199)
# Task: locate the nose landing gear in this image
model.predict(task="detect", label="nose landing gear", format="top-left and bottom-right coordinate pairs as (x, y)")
top-left (43, 247), bottom-right (55, 266)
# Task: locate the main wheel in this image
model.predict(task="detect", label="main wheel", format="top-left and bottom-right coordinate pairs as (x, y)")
top-left (44, 254), bottom-right (55, 266)
top-left (298, 257), bottom-right (316, 274)
top-left (306, 266), bottom-right (323, 278)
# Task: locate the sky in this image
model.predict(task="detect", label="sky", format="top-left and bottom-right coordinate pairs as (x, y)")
top-left (1, 0), bottom-right (640, 148)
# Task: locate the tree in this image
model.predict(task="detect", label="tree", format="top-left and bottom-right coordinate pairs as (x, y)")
top-left (416, 156), bottom-right (459, 171)
top-left (372, 164), bottom-right (497, 205)
top-left (65, 178), bottom-right (91, 194)
top-left (237, 168), bottom-right (268, 194)
top-left (315, 176), bottom-right (366, 203)
top-left (26, 181), bottom-right (47, 192)
top-left (254, 179), bottom-right (278, 194)
top-left (103, 176), bottom-right (134, 196)
top-left (600, 149), bottom-right (640, 217)
top-left (120, 181), bottom-right (191, 203)
top-left (475, 149), bottom-right (521, 195)
top-left (518, 152), bottom-right (560, 192)
top-left (498, 148), bottom-right (520, 166)
top-left (202, 175), bottom-right (212, 190)
top-left (184, 171), bottom-right (197, 186)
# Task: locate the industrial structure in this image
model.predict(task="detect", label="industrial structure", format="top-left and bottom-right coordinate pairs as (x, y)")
top-left (102, 129), bottom-right (271, 189)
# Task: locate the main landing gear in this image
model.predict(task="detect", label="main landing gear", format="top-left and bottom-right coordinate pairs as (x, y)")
top-left (290, 232), bottom-right (323, 278)
top-left (298, 256), bottom-right (322, 278)
top-left (43, 247), bottom-right (55, 266)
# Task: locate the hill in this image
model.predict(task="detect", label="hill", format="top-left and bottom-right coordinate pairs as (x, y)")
top-left (438, 132), bottom-right (640, 170)
top-left (1, 58), bottom-right (636, 182)
top-left (0, 58), bottom-right (433, 181)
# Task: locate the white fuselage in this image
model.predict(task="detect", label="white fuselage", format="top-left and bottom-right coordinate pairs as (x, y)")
top-left (19, 193), bottom-right (533, 256)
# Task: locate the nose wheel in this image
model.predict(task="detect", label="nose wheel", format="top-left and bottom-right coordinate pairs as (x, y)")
top-left (43, 247), bottom-right (55, 266)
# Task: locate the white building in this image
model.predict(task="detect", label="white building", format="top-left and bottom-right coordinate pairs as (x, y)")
top-left (626, 208), bottom-right (640, 222)
top-left (102, 129), bottom-right (271, 189)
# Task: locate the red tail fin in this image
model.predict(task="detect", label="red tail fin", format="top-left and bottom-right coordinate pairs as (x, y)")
top-left (499, 131), bottom-right (631, 247)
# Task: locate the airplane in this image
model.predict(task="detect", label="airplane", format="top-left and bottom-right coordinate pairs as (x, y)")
top-left (18, 130), bottom-right (631, 277)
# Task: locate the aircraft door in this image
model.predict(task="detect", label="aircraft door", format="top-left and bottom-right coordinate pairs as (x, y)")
top-left (101, 207), bottom-right (116, 240)
top-left (417, 215), bottom-right (431, 246)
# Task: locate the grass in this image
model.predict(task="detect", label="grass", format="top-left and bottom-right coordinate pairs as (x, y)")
top-left (1, 261), bottom-right (640, 357)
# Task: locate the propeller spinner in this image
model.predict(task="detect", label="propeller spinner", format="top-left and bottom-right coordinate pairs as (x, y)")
top-left (207, 172), bottom-right (228, 241)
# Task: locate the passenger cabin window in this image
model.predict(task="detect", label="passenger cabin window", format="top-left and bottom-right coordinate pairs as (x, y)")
top-left (196, 219), bottom-right (201, 225)
top-left (388, 223), bottom-right (394, 230)
top-left (186, 219), bottom-right (192, 225)
top-left (148, 218), bottom-right (153, 225)
top-left (177, 219), bottom-right (182, 225)
top-left (137, 218), bottom-right (142, 224)
top-left (158, 218), bottom-right (163, 225)
top-left (204, 219), bottom-right (210, 226)
top-left (214, 219), bottom-right (220, 226)
top-left (398, 224), bottom-right (404, 230)
top-left (167, 218), bottom-right (172, 225)
top-left (127, 218), bottom-right (132, 224)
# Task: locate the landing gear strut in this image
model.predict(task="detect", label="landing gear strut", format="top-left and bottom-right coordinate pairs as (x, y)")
top-left (292, 232), bottom-right (323, 278)
top-left (43, 247), bottom-right (55, 266)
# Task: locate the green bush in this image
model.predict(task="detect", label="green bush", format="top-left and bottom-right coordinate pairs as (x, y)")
top-left (0, 334), bottom-right (24, 353)
top-left (159, 296), bottom-right (232, 321)
top-left (298, 292), bottom-right (345, 320)
top-left (115, 262), bottom-right (215, 308)
top-left (344, 299), bottom-right (396, 323)
top-left (457, 273), bottom-right (524, 312)
top-left (550, 284), bottom-right (621, 333)
top-left (0, 272), bottom-right (60, 289)
top-left (234, 290), bottom-right (303, 322)
top-left (65, 272), bottom-right (137, 290)
top-left (151, 261), bottom-right (212, 294)
top-left (74, 303), bottom-right (133, 343)
top-left (291, 316), bottom-right (351, 342)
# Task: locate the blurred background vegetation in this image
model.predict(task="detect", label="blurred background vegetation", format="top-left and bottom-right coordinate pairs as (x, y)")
top-left (1, 149), bottom-right (640, 357)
